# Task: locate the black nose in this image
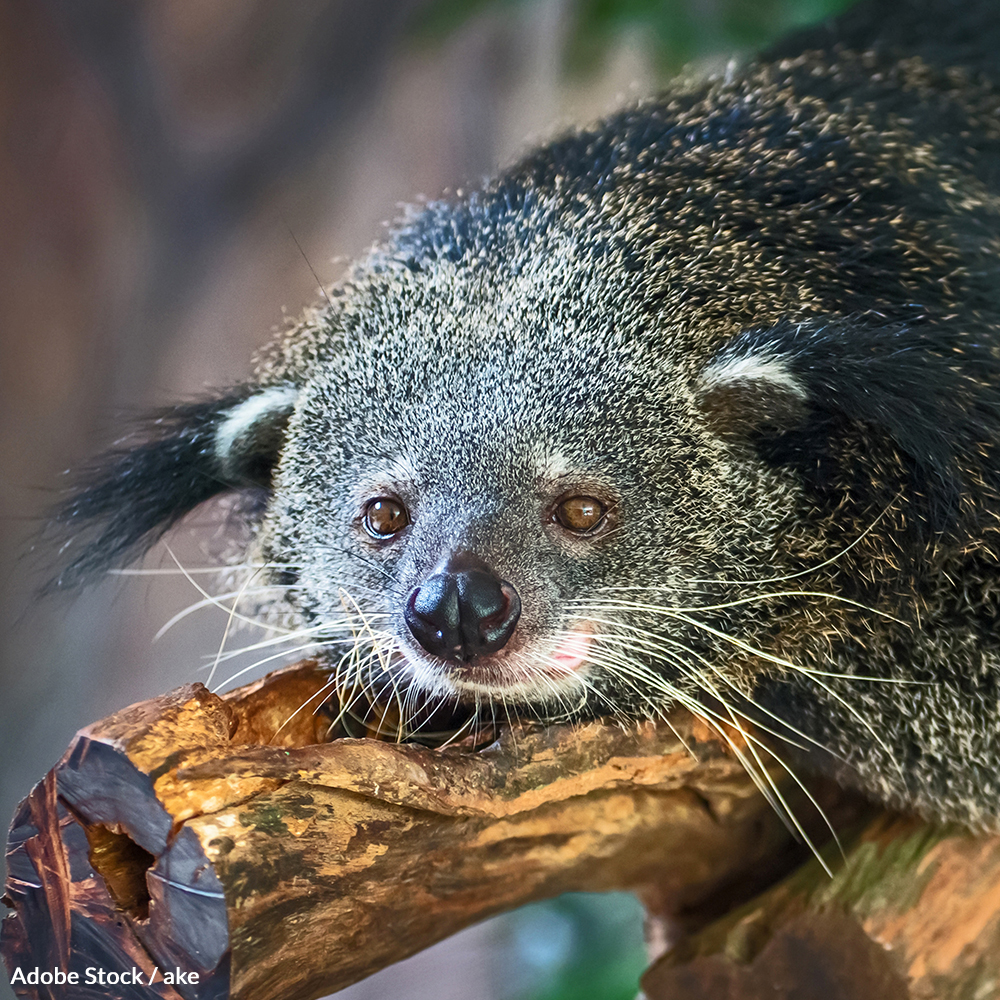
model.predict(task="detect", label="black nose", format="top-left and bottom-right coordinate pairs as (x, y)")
top-left (404, 552), bottom-right (521, 661)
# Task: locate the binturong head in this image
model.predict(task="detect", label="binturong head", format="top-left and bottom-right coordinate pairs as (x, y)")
top-left (246, 239), bottom-right (744, 715)
top-left (50, 49), bottom-right (1000, 825)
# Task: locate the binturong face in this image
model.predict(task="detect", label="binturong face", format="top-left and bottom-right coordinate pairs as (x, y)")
top-left (256, 259), bottom-right (805, 724)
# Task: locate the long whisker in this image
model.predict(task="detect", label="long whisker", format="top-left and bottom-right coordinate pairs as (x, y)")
top-left (589, 627), bottom-right (816, 754)
top-left (271, 676), bottom-right (340, 741)
top-left (110, 562), bottom-right (303, 577)
top-left (705, 692), bottom-right (837, 876)
top-left (322, 642), bottom-right (391, 734)
top-left (569, 590), bottom-right (906, 626)
top-left (598, 664), bottom-right (801, 836)
top-left (213, 641), bottom-right (333, 691)
top-left (208, 614), bottom-right (391, 663)
top-left (689, 669), bottom-right (841, 868)
top-left (161, 543), bottom-right (299, 635)
top-left (154, 586), bottom-right (297, 641)
top-left (662, 610), bottom-right (906, 778)
top-left (206, 562), bottom-right (268, 688)
top-left (584, 640), bottom-right (838, 871)
top-left (688, 495), bottom-right (899, 587)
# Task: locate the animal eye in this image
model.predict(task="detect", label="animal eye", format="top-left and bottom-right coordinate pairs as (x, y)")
top-left (363, 497), bottom-right (409, 538)
top-left (554, 496), bottom-right (606, 533)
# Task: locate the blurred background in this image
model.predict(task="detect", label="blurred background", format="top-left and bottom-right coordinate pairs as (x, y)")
top-left (0, 1), bottom-right (849, 997)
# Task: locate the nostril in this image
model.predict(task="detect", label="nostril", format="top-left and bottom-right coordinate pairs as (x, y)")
top-left (405, 580), bottom-right (464, 660)
top-left (456, 569), bottom-right (505, 621)
top-left (476, 581), bottom-right (521, 652)
top-left (455, 570), bottom-right (520, 652)
top-left (478, 593), bottom-right (510, 629)
top-left (405, 562), bottom-right (522, 661)
top-left (410, 574), bottom-right (460, 628)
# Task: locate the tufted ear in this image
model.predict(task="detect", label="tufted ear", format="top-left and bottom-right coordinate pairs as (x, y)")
top-left (699, 318), bottom-right (1000, 535)
top-left (698, 341), bottom-right (809, 442)
top-left (49, 384), bottom-right (300, 590)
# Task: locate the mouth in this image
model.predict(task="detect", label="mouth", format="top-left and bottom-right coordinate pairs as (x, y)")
top-left (324, 681), bottom-right (499, 748)
top-left (319, 626), bottom-right (594, 748)
top-left (434, 624), bottom-right (593, 697)
top-left (545, 629), bottom-right (592, 675)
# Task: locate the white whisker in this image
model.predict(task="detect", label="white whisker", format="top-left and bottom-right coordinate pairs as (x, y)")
top-left (569, 590), bottom-right (906, 625)
top-left (161, 543), bottom-right (299, 635)
top-left (154, 586), bottom-right (296, 642)
top-left (689, 496), bottom-right (900, 587)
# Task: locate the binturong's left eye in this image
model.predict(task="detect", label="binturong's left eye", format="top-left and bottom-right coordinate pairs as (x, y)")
top-left (363, 497), bottom-right (410, 539)
top-left (553, 495), bottom-right (606, 533)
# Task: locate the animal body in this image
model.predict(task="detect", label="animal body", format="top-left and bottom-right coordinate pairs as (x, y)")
top-left (56, 0), bottom-right (1000, 831)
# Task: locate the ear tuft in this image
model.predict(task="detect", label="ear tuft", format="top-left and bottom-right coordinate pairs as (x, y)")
top-left (702, 317), bottom-right (1000, 537)
top-left (48, 384), bottom-right (299, 591)
top-left (699, 345), bottom-right (808, 440)
top-left (214, 385), bottom-right (300, 485)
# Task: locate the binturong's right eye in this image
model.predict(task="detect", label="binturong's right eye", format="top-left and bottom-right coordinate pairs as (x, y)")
top-left (553, 495), bottom-right (607, 533)
top-left (363, 497), bottom-right (410, 539)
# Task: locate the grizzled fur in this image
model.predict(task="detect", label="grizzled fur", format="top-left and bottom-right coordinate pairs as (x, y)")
top-left (55, 0), bottom-right (1000, 828)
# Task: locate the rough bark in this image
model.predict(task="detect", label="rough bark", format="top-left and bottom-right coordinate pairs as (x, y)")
top-left (0, 661), bottom-right (816, 999)
top-left (3, 660), bottom-right (999, 1000)
top-left (642, 813), bottom-right (1000, 1000)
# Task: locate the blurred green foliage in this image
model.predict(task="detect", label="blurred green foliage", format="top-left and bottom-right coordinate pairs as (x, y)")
top-left (494, 892), bottom-right (649, 1000)
top-left (412, 0), bottom-right (855, 74)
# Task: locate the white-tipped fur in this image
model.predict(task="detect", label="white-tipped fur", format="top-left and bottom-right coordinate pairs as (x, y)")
top-left (702, 351), bottom-right (806, 399)
top-left (115, 7), bottom-right (1000, 840)
top-left (214, 385), bottom-right (300, 473)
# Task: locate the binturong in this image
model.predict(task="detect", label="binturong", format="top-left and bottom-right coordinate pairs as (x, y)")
top-left (51, 0), bottom-right (1000, 831)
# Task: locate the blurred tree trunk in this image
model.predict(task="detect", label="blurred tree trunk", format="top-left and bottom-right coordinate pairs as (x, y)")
top-left (0, 9), bottom-right (420, 999)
